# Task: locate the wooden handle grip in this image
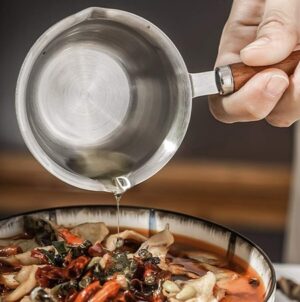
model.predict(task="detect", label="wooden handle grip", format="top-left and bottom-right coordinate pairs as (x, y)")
top-left (230, 50), bottom-right (300, 92)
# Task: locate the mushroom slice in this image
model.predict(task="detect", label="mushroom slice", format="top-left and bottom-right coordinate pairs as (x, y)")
top-left (105, 230), bottom-right (147, 251)
top-left (167, 264), bottom-right (200, 279)
top-left (5, 265), bottom-right (38, 302)
top-left (137, 229), bottom-right (174, 259)
top-left (184, 251), bottom-right (225, 267)
top-left (187, 272), bottom-right (217, 302)
top-left (70, 222), bottom-right (109, 244)
top-left (15, 266), bottom-right (34, 284)
top-left (136, 228), bottom-right (174, 270)
top-left (199, 263), bottom-right (239, 285)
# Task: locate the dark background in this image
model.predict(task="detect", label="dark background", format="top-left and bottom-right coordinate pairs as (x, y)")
top-left (0, 0), bottom-right (294, 163)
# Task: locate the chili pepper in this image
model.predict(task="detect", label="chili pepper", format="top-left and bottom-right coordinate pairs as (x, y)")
top-left (89, 280), bottom-right (120, 302)
top-left (36, 265), bottom-right (67, 288)
top-left (0, 245), bottom-right (23, 257)
top-left (74, 280), bottom-right (101, 302)
top-left (67, 256), bottom-right (90, 279)
top-left (31, 249), bottom-right (50, 264)
top-left (58, 228), bottom-right (84, 245)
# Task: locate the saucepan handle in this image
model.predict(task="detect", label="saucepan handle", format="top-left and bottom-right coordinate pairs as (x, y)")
top-left (217, 50), bottom-right (300, 95)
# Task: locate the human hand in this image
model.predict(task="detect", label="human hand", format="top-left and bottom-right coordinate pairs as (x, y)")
top-left (209, 0), bottom-right (300, 127)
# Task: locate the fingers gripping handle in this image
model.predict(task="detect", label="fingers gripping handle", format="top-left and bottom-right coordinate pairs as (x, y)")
top-left (216, 50), bottom-right (300, 95)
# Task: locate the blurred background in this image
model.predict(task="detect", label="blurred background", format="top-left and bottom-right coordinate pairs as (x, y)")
top-left (0, 0), bottom-right (293, 261)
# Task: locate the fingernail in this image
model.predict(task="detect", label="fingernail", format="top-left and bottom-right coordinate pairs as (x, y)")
top-left (241, 37), bottom-right (270, 52)
top-left (265, 75), bottom-right (289, 97)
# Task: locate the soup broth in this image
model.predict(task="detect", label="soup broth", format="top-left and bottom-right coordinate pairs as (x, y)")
top-left (171, 234), bottom-right (265, 302)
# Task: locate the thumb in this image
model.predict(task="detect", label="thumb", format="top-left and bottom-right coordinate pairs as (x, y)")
top-left (240, 0), bottom-right (299, 66)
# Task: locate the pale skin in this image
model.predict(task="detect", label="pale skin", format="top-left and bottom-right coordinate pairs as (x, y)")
top-left (209, 0), bottom-right (300, 127)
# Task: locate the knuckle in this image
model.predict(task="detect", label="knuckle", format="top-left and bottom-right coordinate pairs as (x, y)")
top-left (258, 10), bottom-right (297, 38)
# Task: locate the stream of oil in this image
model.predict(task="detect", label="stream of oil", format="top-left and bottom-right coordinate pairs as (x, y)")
top-left (113, 176), bottom-right (131, 236)
top-left (114, 193), bottom-right (122, 235)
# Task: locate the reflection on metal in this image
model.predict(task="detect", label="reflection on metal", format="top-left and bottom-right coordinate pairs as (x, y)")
top-left (16, 7), bottom-right (192, 192)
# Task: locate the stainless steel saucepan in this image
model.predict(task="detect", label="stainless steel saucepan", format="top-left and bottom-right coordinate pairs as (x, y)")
top-left (16, 7), bottom-right (300, 193)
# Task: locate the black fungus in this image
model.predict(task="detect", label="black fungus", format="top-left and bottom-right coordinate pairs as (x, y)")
top-left (24, 216), bottom-right (57, 246)
top-left (53, 254), bottom-right (64, 267)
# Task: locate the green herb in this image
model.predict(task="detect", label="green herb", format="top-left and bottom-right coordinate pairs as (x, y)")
top-left (52, 280), bottom-right (78, 298)
top-left (138, 249), bottom-right (152, 260)
top-left (52, 241), bottom-right (68, 256)
top-left (31, 287), bottom-right (53, 302)
top-left (93, 264), bottom-right (107, 284)
top-left (79, 276), bottom-right (92, 289)
top-left (85, 257), bottom-right (101, 272)
top-left (38, 249), bottom-right (56, 265)
top-left (68, 240), bottom-right (92, 258)
top-left (144, 273), bottom-right (156, 285)
top-left (147, 257), bottom-right (160, 265)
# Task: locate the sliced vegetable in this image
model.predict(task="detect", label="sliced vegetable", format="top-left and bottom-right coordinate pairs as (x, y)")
top-left (89, 280), bottom-right (120, 302)
top-left (4, 265), bottom-right (38, 302)
top-left (74, 280), bottom-right (101, 302)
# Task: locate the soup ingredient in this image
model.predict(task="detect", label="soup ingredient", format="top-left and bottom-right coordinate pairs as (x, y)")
top-left (4, 265), bottom-right (38, 302)
top-left (71, 223), bottom-right (109, 245)
top-left (0, 216), bottom-right (265, 302)
top-left (24, 217), bottom-right (57, 246)
top-left (105, 230), bottom-right (147, 251)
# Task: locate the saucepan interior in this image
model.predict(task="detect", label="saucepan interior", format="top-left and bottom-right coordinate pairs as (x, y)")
top-left (0, 206), bottom-right (276, 301)
top-left (16, 7), bottom-right (192, 192)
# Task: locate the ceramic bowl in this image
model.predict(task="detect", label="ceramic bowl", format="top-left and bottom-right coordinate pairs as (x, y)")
top-left (0, 205), bottom-right (276, 301)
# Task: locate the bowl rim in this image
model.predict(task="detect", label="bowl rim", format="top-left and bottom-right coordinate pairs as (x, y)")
top-left (0, 204), bottom-right (276, 301)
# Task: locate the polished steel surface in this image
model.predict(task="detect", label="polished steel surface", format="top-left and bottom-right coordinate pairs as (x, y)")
top-left (190, 71), bottom-right (218, 97)
top-left (16, 7), bottom-right (192, 193)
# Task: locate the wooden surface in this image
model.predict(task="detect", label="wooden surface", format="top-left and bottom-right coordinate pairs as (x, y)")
top-left (231, 50), bottom-right (300, 91)
top-left (0, 152), bottom-right (291, 231)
